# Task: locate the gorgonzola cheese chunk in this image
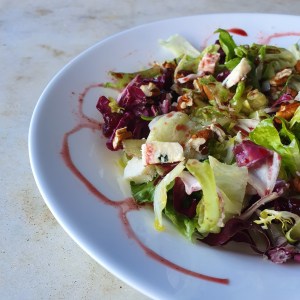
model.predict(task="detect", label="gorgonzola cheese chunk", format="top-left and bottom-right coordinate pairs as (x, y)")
top-left (141, 141), bottom-right (185, 165)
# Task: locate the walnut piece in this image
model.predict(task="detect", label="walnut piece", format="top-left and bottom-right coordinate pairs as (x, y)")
top-left (112, 127), bottom-right (132, 149)
top-left (177, 94), bottom-right (193, 110)
top-left (140, 82), bottom-right (160, 97)
top-left (187, 129), bottom-right (213, 153)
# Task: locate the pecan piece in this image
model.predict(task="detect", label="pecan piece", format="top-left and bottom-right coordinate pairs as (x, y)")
top-left (269, 68), bottom-right (292, 86)
top-left (275, 102), bottom-right (300, 122)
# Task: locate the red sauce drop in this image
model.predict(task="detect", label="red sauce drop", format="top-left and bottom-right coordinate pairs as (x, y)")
top-left (166, 111), bottom-right (175, 118)
top-left (227, 28), bottom-right (248, 37)
top-left (61, 85), bottom-right (229, 285)
top-left (176, 124), bottom-right (187, 131)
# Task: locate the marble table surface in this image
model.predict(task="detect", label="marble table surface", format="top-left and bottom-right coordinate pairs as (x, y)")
top-left (2, 0), bottom-right (300, 299)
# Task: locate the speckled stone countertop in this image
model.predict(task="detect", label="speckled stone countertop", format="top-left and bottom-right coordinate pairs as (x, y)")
top-left (1, 1), bottom-right (300, 299)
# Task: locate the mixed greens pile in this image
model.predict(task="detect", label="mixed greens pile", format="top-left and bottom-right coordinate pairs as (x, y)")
top-left (96, 29), bottom-right (300, 263)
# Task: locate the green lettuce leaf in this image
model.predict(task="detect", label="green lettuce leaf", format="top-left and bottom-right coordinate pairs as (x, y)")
top-left (262, 46), bottom-right (296, 80)
top-left (186, 159), bottom-right (221, 235)
top-left (241, 89), bottom-right (268, 114)
top-left (190, 104), bottom-right (233, 130)
top-left (164, 201), bottom-right (198, 240)
top-left (289, 43), bottom-right (300, 60)
top-left (209, 136), bottom-right (236, 164)
top-left (286, 74), bottom-right (300, 92)
top-left (255, 209), bottom-right (300, 243)
top-left (249, 118), bottom-right (300, 176)
top-left (215, 29), bottom-right (237, 62)
top-left (290, 106), bottom-right (300, 128)
top-left (225, 57), bottom-right (241, 71)
top-left (200, 44), bottom-right (220, 56)
top-left (230, 81), bottom-right (245, 112)
top-left (130, 180), bottom-right (156, 203)
top-left (159, 34), bottom-right (201, 58)
top-left (153, 162), bottom-right (185, 231)
top-left (105, 65), bottom-right (162, 89)
top-left (198, 76), bottom-right (231, 106)
top-left (174, 54), bottom-right (200, 79)
top-left (184, 157), bottom-right (248, 237)
top-left (107, 96), bottom-right (123, 113)
top-left (290, 107), bottom-right (300, 141)
top-left (287, 219), bottom-right (300, 243)
top-left (209, 156), bottom-right (248, 224)
top-left (147, 111), bottom-right (190, 143)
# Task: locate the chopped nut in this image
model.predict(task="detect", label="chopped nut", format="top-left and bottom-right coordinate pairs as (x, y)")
top-left (140, 82), bottom-right (160, 97)
top-left (187, 137), bottom-right (206, 154)
top-left (193, 79), bottom-right (203, 91)
top-left (269, 68), bottom-right (293, 86)
top-left (195, 128), bottom-right (214, 140)
top-left (177, 94), bottom-right (193, 110)
top-left (275, 102), bottom-right (300, 122)
top-left (175, 70), bottom-right (190, 81)
top-left (112, 127), bottom-right (132, 149)
top-left (187, 129), bottom-right (213, 153)
top-left (295, 60), bottom-right (300, 73)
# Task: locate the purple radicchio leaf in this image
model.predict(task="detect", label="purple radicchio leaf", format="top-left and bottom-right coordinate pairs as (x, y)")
top-left (172, 177), bottom-right (199, 219)
top-left (233, 140), bottom-right (274, 168)
top-left (201, 217), bottom-right (271, 255)
top-left (273, 196), bottom-right (300, 217)
top-left (271, 93), bottom-right (294, 107)
top-left (96, 71), bottom-right (178, 151)
top-left (233, 140), bottom-right (281, 197)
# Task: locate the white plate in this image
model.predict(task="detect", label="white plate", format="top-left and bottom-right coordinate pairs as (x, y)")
top-left (29, 14), bottom-right (300, 300)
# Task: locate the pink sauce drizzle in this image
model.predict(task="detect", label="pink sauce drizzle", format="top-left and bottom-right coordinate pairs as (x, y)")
top-left (60, 84), bottom-right (229, 285)
top-left (258, 31), bottom-right (300, 45)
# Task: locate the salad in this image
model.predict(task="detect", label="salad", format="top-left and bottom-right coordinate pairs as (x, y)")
top-left (96, 29), bottom-right (300, 264)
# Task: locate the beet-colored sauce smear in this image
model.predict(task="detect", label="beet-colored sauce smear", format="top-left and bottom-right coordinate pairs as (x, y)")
top-left (259, 32), bottom-right (300, 44)
top-left (227, 28), bottom-right (248, 36)
top-left (60, 83), bottom-right (229, 285)
top-left (77, 83), bottom-right (104, 125)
